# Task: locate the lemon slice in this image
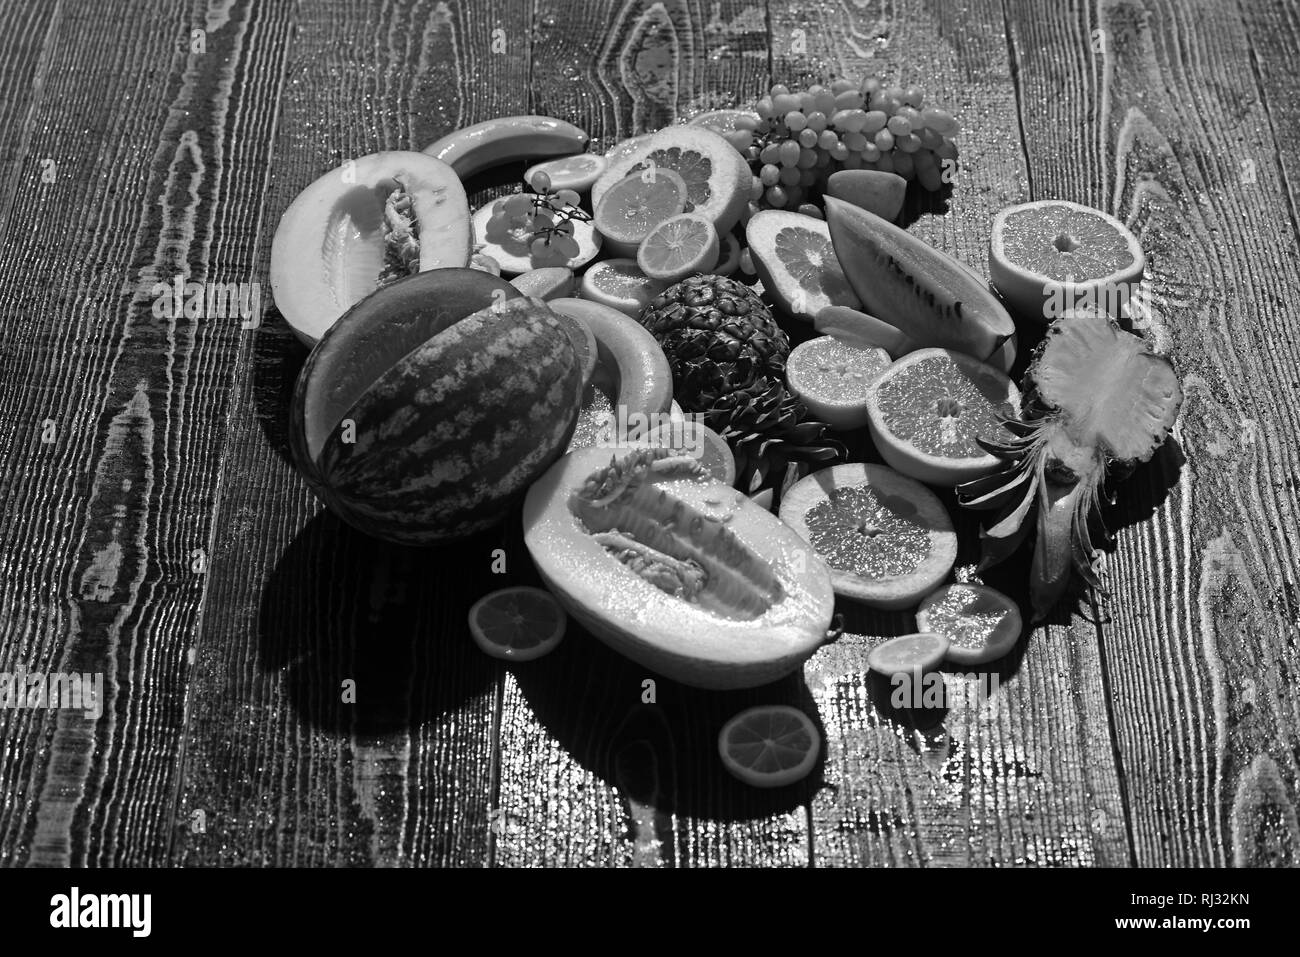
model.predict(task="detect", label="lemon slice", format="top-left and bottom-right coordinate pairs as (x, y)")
top-left (915, 583), bottom-right (1022, 666)
top-left (468, 587), bottom-right (566, 661)
top-left (637, 212), bottom-right (720, 281)
top-left (579, 258), bottom-right (665, 317)
top-left (866, 632), bottom-right (950, 676)
top-left (718, 705), bottom-right (820, 788)
top-left (865, 348), bottom-right (1021, 487)
top-left (593, 168), bottom-right (689, 254)
top-left (786, 335), bottom-right (890, 430)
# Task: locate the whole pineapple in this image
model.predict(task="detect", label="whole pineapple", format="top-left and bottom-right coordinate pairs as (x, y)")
top-left (638, 274), bottom-right (845, 492)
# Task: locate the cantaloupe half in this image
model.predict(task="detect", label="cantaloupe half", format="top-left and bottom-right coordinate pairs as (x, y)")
top-left (523, 446), bottom-right (836, 689)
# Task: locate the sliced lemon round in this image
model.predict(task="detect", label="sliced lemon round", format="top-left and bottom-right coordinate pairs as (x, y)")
top-left (468, 586), bottom-right (566, 662)
top-left (718, 705), bottom-right (820, 788)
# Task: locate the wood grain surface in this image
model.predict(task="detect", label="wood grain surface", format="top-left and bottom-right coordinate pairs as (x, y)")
top-left (0, 0), bottom-right (1295, 867)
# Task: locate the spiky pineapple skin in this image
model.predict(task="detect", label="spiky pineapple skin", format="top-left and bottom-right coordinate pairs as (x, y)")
top-left (638, 273), bottom-right (844, 491)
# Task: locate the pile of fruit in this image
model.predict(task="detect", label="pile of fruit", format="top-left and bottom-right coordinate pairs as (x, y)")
top-left (271, 73), bottom-right (1183, 791)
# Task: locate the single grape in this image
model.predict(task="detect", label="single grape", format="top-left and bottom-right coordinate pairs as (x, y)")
top-left (529, 170), bottom-right (552, 192)
top-left (779, 166), bottom-right (801, 186)
top-left (503, 193), bottom-right (532, 216)
top-left (897, 105), bottom-right (923, 126)
top-left (532, 210), bottom-right (555, 229)
top-left (530, 235), bottom-right (552, 256)
top-left (491, 199), bottom-right (506, 217)
top-left (756, 96), bottom-right (775, 120)
top-left (554, 219), bottom-right (576, 236)
top-left (726, 130), bottom-right (754, 152)
top-left (773, 93), bottom-right (801, 115)
top-left (843, 131), bottom-right (869, 152)
top-left (739, 248), bottom-right (755, 275)
top-left (807, 83), bottom-right (826, 97)
top-left (735, 114), bottom-right (759, 131)
top-left (744, 200), bottom-right (761, 222)
top-left (797, 203), bottom-right (824, 219)
top-left (903, 86), bottom-right (924, 108)
top-left (830, 78), bottom-right (855, 94)
top-left (862, 144), bottom-right (882, 162)
top-left (913, 147), bottom-right (937, 170)
top-left (874, 128), bottom-right (895, 152)
top-left (893, 151), bottom-right (916, 179)
top-left (860, 74), bottom-right (882, 96)
top-left (867, 90), bottom-right (889, 112)
top-left (798, 90), bottom-right (816, 112)
top-left (778, 139), bottom-right (801, 166)
top-left (918, 164), bottom-right (943, 192)
top-left (935, 139), bottom-right (958, 160)
top-left (887, 115), bottom-right (912, 136)
top-left (760, 142), bottom-right (781, 165)
top-left (765, 185), bottom-right (788, 208)
top-left (861, 110), bottom-right (888, 134)
top-left (745, 145), bottom-right (761, 162)
top-left (830, 142), bottom-right (850, 161)
top-left (896, 132), bottom-right (921, 153)
top-left (885, 85), bottom-right (906, 102)
top-left (818, 129), bottom-right (839, 151)
top-left (555, 188), bottom-right (581, 207)
top-left (805, 111), bottom-right (828, 132)
top-left (922, 108), bottom-right (958, 135)
top-left (760, 163), bottom-right (781, 186)
top-left (770, 84), bottom-right (790, 96)
top-left (837, 109), bottom-right (868, 133)
top-left (918, 127), bottom-right (945, 150)
top-left (750, 175), bottom-right (764, 200)
top-left (814, 90), bottom-right (836, 115)
top-left (834, 89), bottom-right (865, 111)
top-left (798, 127), bottom-right (818, 148)
top-left (796, 148), bottom-right (818, 169)
top-left (785, 110), bottom-right (808, 132)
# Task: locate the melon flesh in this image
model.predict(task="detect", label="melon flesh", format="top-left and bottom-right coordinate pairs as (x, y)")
top-left (523, 446), bottom-right (835, 689)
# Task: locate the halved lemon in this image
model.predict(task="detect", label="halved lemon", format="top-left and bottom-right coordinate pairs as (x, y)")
top-left (718, 705), bottom-right (820, 788)
top-left (915, 583), bottom-right (1022, 666)
top-left (592, 168), bottom-right (689, 254)
top-left (524, 153), bottom-right (608, 194)
top-left (786, 335), bottom-right (891, 430)
top-left (468, 586), bottom-right (566, 661)
top-left (579, 258), bottom-right (665, 317)
top-left (866, 632), bottom-right (950, 677)
top-left (989, 199), bottom-right (1145, 324)
top-left (779, 463), bottom-right (957, 609)
top-left (637, 212), bottom-right (720, 281)
top-left (865, 348), bottom-right (1021, 487)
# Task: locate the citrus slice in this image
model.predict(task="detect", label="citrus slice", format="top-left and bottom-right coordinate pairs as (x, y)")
top-left (593, 127), bottom-right (750, 235)
top-left (786, 335), bottom-right (890, 430)
top-left (746, 210), bottom-right (861, 322)
top-left (638, 418), bottom-right (736, 486)
top-left (989, 199), bottom-right (1146, 324)
top-left (637, 212), bottom-right (720, 281)
top-left (779, 463), bottom-right (957, 609)
top-left (866, 632), bottom-right (950, 677)
top-left (468, 586), bottom-right (567, 661)
top-left (593, 168), bottom-right (689, 254)
top-left (510, 266), bottom-right (573, 300)
top-left (865, 348), bottom-right (1021, 487)
top-left (711, 231), bottom-right (742, 277)
top-left (915, 583), bottom-right (1022, 666)
top-left (718, 705), bottom-right (820, 788)
top-left (579, 258), bottom-right (665, 317)
top-left (524, 153), bottom-right (608, 194)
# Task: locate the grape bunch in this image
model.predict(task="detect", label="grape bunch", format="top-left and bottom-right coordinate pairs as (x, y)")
top-left (727, 75), bottom-right (961, 217)
top-left (485, 170), bottom-right (590, 266)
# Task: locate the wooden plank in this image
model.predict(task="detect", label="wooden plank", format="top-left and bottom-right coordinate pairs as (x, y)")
top-left (0, 0), bottom-right (294, 867)
top-left (490, 0), bottom-right (812, 867)
top-left (0, 0), bottom-right (62, 233)
top-left (1002, 0), bottom-right (1300, 866)
top-left (770, 0), bottom-right (1131, 866)
top-left (171, 0), bottom-right (534, 867)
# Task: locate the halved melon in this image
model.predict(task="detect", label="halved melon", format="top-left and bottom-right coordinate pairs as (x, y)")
top-left (523, 446), bottom-right (835, 689)
top-left (271, 151), bottom-right (471, 346)
top-left (591, 127), bottom-right (750, 236)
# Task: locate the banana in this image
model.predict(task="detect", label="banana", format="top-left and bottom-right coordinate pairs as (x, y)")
top-left (423, 116), bottom-right (589, 179)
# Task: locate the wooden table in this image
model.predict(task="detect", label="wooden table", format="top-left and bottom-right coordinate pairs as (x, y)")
top-left (2, 0), bottom-right (1296, 868)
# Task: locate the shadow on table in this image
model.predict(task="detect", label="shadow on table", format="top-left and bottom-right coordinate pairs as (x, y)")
top-left (251, 316), bottom-right (308, 468)
top-left (257, 511), bottom-right (499, 735)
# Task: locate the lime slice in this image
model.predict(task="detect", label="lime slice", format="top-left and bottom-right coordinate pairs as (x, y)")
top-left (779, 463), bottom-right (957, 609)
top-left (915, 583), bottom-right (1022, 666)
top-left (637, 212), bottom-right (720, 281)
top-left (718, 705), bottom-right (820, 788)
top-left (989, 199), bottom-right (1145, 324)
top-left (786, 335), bottom-right (890, 430)
top-left (579, 258), bottom-right (665, 317)
top-left (866, 632), bottom-right (950, 677)
top-left (865, 348), bottom-right (1021, 487)
top-left (468, 586), bottom-right (566, 661)
top-left (637, 419), bottom-right (736, 486)
top-left (524, 153), bottom-right (608, 194)
top-left (593, 168), bottom-right (689, 248)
